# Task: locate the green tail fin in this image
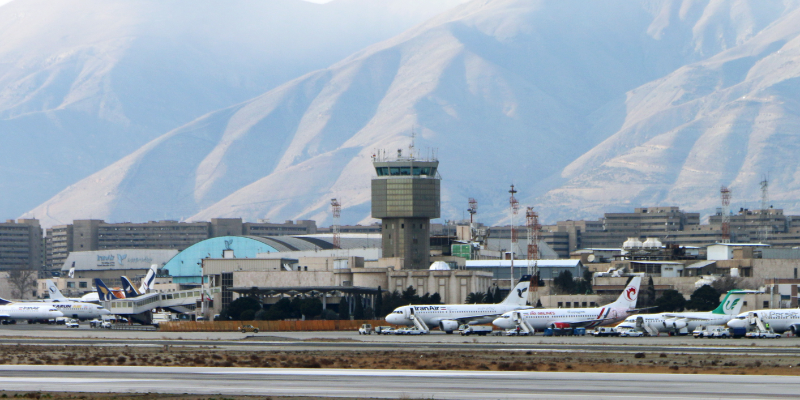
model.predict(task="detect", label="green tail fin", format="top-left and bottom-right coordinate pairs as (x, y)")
top-left (712, 291), bottom-right (743, 315)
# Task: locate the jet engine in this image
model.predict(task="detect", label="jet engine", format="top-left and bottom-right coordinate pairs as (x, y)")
top-left (663, 318), bottom-right (687, 330)
top-left (439, 320), bottom-right (459, 334)
top-left (790, 324), bottom-right (800, 335)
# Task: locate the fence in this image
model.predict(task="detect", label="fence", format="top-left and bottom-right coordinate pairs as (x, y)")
top-left (158, 319), bottom-right (390, 332)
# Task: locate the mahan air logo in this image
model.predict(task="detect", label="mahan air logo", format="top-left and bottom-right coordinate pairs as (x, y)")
top-left (625, 287), bottom-right (637, 301)
top-left (725, 298), bottom-right (740, 310)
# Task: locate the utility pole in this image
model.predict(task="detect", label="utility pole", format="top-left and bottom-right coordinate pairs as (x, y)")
top-left (509, 185), bottom-right (519, 289)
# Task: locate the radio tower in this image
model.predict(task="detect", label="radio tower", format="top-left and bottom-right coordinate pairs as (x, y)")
top-left (760, 176), bottom-right (770, 242)
top-left (509, 185), bottom-right (519, 289)
top-left (468, 198), bottom-right (478, 241)
top-left (526, 206), bottom-right (541, 307)
top-left (331, 198), bottom-right (341, 249)
top-left (720, 186), bottom-right (731, 243)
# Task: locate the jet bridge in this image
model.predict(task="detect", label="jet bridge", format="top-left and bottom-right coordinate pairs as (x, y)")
top-left (102, 287), bottom-right (220, 324)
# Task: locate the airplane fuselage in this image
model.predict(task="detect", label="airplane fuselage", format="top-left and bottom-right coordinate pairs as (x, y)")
top-left (495, 306), bottom-right (629, 330)
top-left (617, 312), bottom-right (734, 333)
top-left (0, 304), bottom-right (63, 321)
top-left (40, 301), bottom-right (110, 320)
top-left (386, 304), bottom-right (531, 327)
top-left (728, 310), bottom-right (800, 333)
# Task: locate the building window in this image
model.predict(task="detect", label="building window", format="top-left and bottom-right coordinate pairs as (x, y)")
top-left (557, 302), bottom-right (563, 308)
top-left (763, 301), bottom-right (769, 308)
top-left (79, 282), bottom-right (88, 288)
top-left (67, 282), bottom-right (75, 288)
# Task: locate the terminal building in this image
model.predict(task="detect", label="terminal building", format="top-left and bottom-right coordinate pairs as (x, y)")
top-left (0, 219), bottom-right (44, 271)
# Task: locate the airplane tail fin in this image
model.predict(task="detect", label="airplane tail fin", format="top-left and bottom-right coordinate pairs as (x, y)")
top-left (610, 276), bottom-right (642, 309)
top-left (0, 296), bottom-right (11, 305)
top-left (120, 276), bottom-right (141, 298)
top-left (95, 278), bottom-right (120, 301)
top-left (712, 290), bottom-right (748, 315)
top-left (46, 280), bottom-right (67, 301)
top-left (138, 264), bottom-right (157, 294)
top-left (499, 275), bottom-right (533, 306)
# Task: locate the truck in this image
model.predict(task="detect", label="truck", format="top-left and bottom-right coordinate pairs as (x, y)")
top-left (460, 325), bottom-right (493, 336)
top-left (358, 324), bottom-right (373, 335)
top-left (592, 327), bottom-right (620, 337)
top-left (152, 312), bottom-right (179, 327)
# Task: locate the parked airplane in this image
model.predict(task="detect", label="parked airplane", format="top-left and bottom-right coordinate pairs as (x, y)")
top-left (95, 278), bottom-right (127, 301)
top-left (492, 276), bottom-right (642, 331)
top-left (727, 309), bottom-right (800, 334)
top-left (385, 276), bottom-right (535, 333)
top-left (46, 280), bottom-right (92, 303)
top-left (1, 296), bottom-right (106, 322)
top-left (120, 264), bottom-right (158, 298)
top-left (0, 298), bottom-right (63, 324)
top-left (615, 289), bottom-right (750, 335)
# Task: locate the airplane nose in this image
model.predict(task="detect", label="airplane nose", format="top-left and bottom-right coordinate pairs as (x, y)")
top-left (727, 319), bottom-right (745, 328)
top-left (385, 314), bottom-right (397, 324)
top-left (492, 317), bottom-right (513, 329)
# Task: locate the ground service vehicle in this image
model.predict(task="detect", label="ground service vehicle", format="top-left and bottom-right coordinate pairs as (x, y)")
top-left (692, 326), bottom-right (706, 338)
top-left (358, 324), bottom-right (372, 335)
top-left (239, 324), bottom-right (259, 333)
top-left (618, 328), bottom-right (643, 337)
top-left (710, 326), bottom-right (731, 338)
top-left (746, 331), bottom-right (781, 339)
top-left (592, 327), bottom-right (619, 337)
top-left (461, 325), bottom-right (493, 336)
top-left (378, 326), bottom-right (395, 334)
top-left (65, 319), bottom-right (80, 328)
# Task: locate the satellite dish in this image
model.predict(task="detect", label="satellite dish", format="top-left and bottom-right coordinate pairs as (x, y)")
top-left (587, 254), bottom-right (596, 262)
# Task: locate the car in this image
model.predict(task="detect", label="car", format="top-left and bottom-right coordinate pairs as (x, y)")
top-left (101, 321), bottom-right (113, 329)
top-left (65, 319), bottom-right (80, 328)
top-left (89, 318), bottom-right (103, 328)
top-left (746, 331), bottom-right (781, 339)
top-left (374, 326), bottom-right (393, 334)
top-left (618, 328), bottom-right (644, 337)
top-left (378, 327), bottom-right (395, 335)
top-left (710, 326), bottom-right (731, 338)
top-left (358, 324), bottom-right (373, 335)
top-left (239, 324), bottom-right (259, 333)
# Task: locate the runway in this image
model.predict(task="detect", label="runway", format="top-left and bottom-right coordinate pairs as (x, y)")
top-left (0, 365), bottom-right (796, 399)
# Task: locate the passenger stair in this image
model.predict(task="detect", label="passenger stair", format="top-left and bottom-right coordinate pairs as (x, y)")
top-left (511, 311), bottom-right (535, 335)
top-left (408, 309), bottom-right (430, 333)
top-left (635, 316), bottom-right (659, 336)
top-left (747, 312), bottom-right (769, 332)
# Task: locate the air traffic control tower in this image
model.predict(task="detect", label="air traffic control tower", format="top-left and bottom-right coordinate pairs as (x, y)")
top-left (372, 149), bottom-right (440, 270)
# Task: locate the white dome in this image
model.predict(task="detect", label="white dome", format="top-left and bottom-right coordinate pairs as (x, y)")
top-left (642, 237), bottom-right (662, 250)
top-left (429, 261), bottom-right (451, 270)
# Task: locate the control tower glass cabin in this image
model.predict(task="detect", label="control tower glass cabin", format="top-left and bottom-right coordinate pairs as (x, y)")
top-left (371, 152), bottom-right (440, 270)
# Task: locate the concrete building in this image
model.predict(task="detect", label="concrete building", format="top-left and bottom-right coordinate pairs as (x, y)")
top-left (465, 259), bottom-right (585, 284)
top-left (58, 248), bottom-right (178, 288)
top-left (371, 152), bottom-right (440, 270)
top-left (45, 218), bottom-right (321, 271)
top-left (0, 219), bottom-right (43, 271)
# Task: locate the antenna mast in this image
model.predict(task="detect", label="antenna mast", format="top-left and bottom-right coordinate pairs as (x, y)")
top-left (509, 185), bottom-right (519, 289)
top-left (468, 198), bottom-right (478, 241)
top-left (760, 176), bottom-right (770, 242)
top-left (331, 198), bottom-right (341, 249)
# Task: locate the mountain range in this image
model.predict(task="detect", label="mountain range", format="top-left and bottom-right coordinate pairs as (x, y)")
top-left (9, 0), bottom-right (800, 227)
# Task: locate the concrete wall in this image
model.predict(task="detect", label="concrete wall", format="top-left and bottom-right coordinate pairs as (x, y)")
top-left (388, 270), bottom-right (493, 304)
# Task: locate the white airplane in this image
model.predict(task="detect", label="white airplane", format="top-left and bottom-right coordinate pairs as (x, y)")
top-left (385, 276), bottom-right (534, 333)
top-left (727, 309), bottom-right (800, 334)
top-left (615, 290), bottom-right (750, 335)
top-left (0, 294), bottom-right (111, 321)
top-left (46, 280), bottom-right (92, 303)
top-left (493, 276), bottom-right (642, 331)
top-left (0, 298), bottom-right (63, 324)
top-left (120, 264), bottom-right (158, 297)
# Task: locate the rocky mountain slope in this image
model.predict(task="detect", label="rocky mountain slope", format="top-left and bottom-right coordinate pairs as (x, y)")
top-left (20, 0), bottom-right (800, 227)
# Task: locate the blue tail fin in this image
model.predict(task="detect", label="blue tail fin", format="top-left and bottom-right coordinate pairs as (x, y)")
top-left (95, 278), bottom-right (119, 301)
top-left (0, 296), bottom-right (11, 305)
top-left (120, 276), bottom-right (141, 298)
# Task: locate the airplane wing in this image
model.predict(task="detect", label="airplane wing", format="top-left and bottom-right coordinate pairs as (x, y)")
top-left (436, 308), bottom-right (533, 325)
top-left (626, 306), bottom-right (659, 314)
top-left (661, 314), bottom-right (715, 321)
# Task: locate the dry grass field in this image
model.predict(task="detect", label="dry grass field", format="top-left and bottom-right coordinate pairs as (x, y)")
top-left (0, 344), bottom-right (798, 375)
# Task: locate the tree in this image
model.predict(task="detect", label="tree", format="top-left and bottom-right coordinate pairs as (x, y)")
top-left (430, 292), bottom-right (442, 305)
top-left (239, 309), bottom-right (256, 321)
top-left (686, 285), bottom-right (720, 311)
top-left (353, 294), bottom-right (365, 320)
top-left (321, 309), bottom-right (339, 320)
top-left (493, 285), bottom-right (504, 303)
top-left (402, 286), bottom-right (419, 304)
top-left (483, 287), bottom-right (495, 304)
top-left (7, 268), bottom-right (37, 299)
top-left (535, 298), bottom-right (542, 308)
top-left (655, 289), bottom-right (686, 312)
top-left (375, 286), bottom-right (384, 315)
top-left (338, 296), bottom-right (351, 320)
top-left (642, 276), bottom-right (656, 309)
top-left (382, 290), bottom-right (404, 314)
top-left (419, 292), bottom-right (431, 304)
top-left (711, 276), bottom-right (742, 294)
top-left (553, 270), bottom-right (575, 294)
top-left (300, 297), bottom-right (323, 319)
top-left (220, 296), bottom-right (261, 320)
top-left (465, 292), bottom-right (485, 304)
